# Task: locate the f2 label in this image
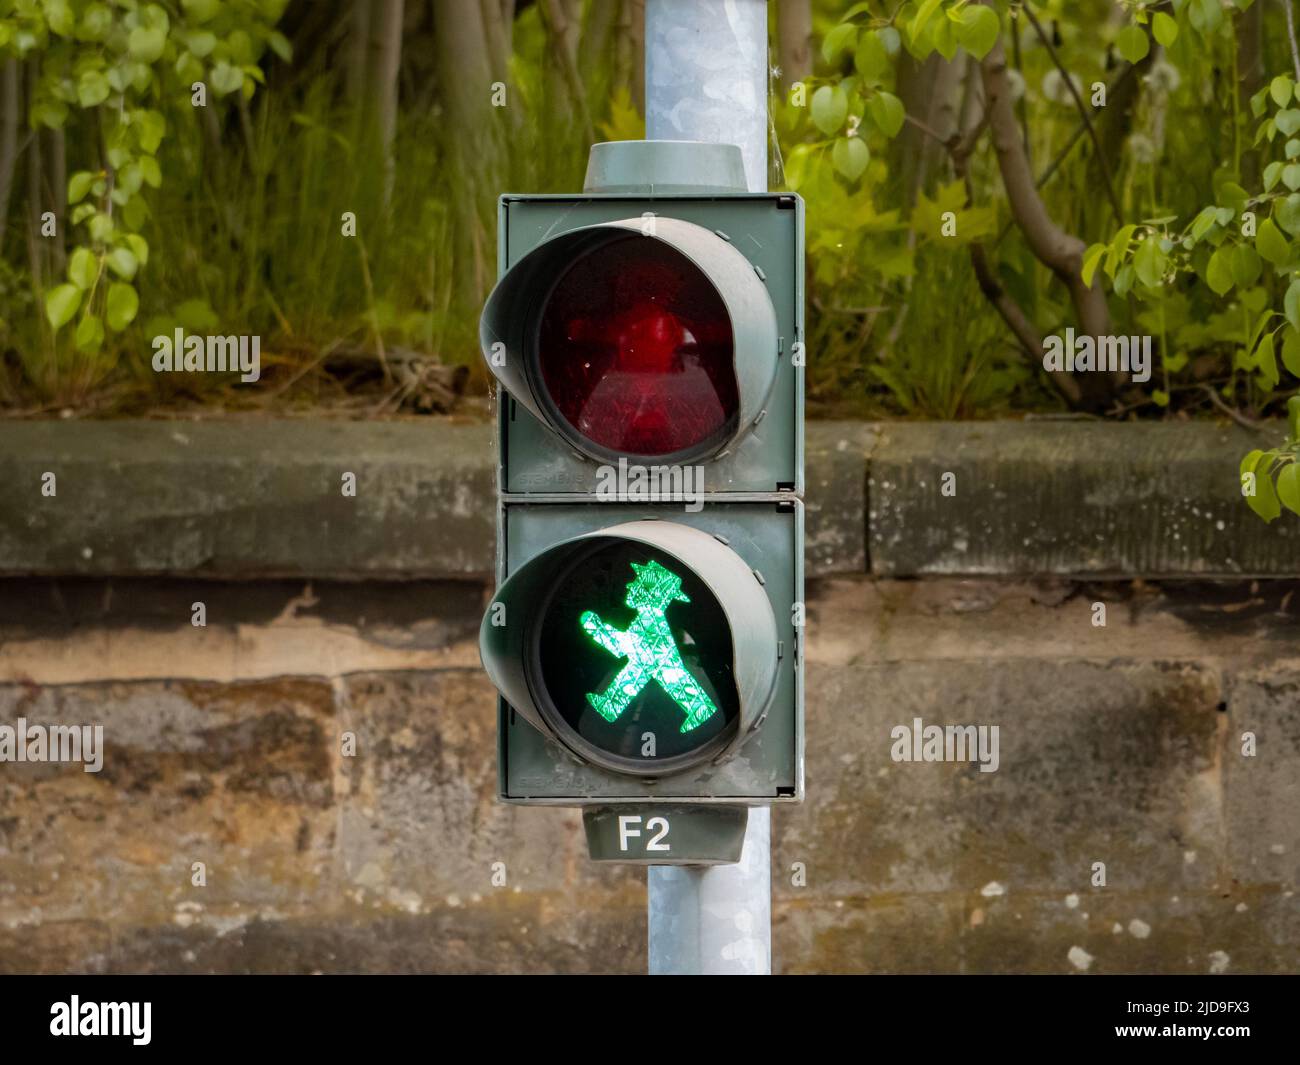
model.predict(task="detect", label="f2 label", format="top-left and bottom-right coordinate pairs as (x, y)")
top-left (617, 814), bottom-right (671, 852)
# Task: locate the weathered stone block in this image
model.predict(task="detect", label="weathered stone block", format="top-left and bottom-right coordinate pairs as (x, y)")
top-left (1224, 666), bottom-right (1300, 887)
top-left (804, 422), bottom-right (874, 576)
top-left (869, 420), bottom-right (1296, 577)
top-left (0, 420), bottom-right (496, 579)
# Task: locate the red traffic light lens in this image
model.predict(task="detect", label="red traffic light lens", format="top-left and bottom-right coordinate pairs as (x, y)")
top-left (536, 235), bottom-right (739, 459)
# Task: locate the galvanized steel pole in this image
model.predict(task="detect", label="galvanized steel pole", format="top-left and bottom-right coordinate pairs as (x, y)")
top-left (644, 0), bottom-right (773, 976)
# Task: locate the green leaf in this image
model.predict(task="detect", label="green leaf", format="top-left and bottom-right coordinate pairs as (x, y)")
top-left (1114, 262), bottom-right (1135, 297)
top-left (783, 143), bottom-right (810, 190)
top-left (89, 212), bottom-right (114, 243)
top-left (955, 5), bottom-right (1000, 59)
top-left (74, 313), bottom-right (104, 354)
top-left (1289, 395), bottom-right (1300, 440)
top-left (77, 70), bottom-right (110, 108)
top-left (1218, 182), bottom-right (1249, 212)
top-left (1277, 109), bottom-right (1300, 136)
top-left (106, 282), bottom-right (139, 332)
top-left (867, 90), bottom-right (905, 138)
top-left (1277, 463), bottom-right (1300, 515)
top-left (1189, 0), bottom-right (1224, 35)
top-left (44, 283), bottom-right (81, 331)
top-left (909, 0), bottom-right (944, 41)
top-left (1257, 218), bottom-right (1290, 264)
top-left (1257, 332), bottom-right (1280, 388)
top-left (1105, 223), bottom-right (1137, 277)
top-left (106, 247), bottom-right (138, 281)
top-left (1117, 25), bottom-right (1150, 64)
top-left (832, 136), bottom-right (870, 181)
top-left (932, 13), bottom-right (958, 60)
top-left (139, 156), bottom-right (161, 188)
top-left (822, 22), bottom-right (858, 64)
top-left (1081, 242), bottom-right (1107, 287)
top-left (1243, 452), bottom-right (1281, 522)
top-left (811, 85), bottom-right (848, 135)
top-left (31, 100), bottom-right (68, 130)
top-left (44, 0), bottom-right (74, 36)
top-left (135, 110), bottom-right (165, 153)
top-left (1272, 75), bottom-right (1296, 108)
top-left (1279, 193), bottom-right (1300, 237)
top-left (140, 3), bottom-right (171, 33)
top-left (68, 248), bottom-right (96, 291)
top-left (182, 0), bottom-right (221, 21)
top-left (107, 62), bottom-right (131, 93)
top-left (1134, 237), bottom-right (1166, 287)
top-left (122, 195), bottom-right (148, 231)
top-left (1231, 244), bottom-right (1262, 286)
top-left (83, 2), bottom-right (113, 40)
top-left (1205, 246), bottom-right (1234, 295)
top-left (210, 61), bottom-right (244, 96)
top-left (1283, 329), bottom-right (1300, 377)
top-left (67, 171), bottom-right (94, 205)
top-left (1287, 279), bottom-right (1300, 331)
top-left (176, 298), bottom-right (218, 332)
top-left (226, 29), bottom-right (254, 66)
top-left (117, 163), bottom-right (143, 197)
top-left (267, 31), bottom-right (293, 62)
top-left (125, 234), bottom-right (149, 268)
top-left (176, 52), bottom-right (204, 85)
top-left (1152, 388), bottom-right (1170, 408)
top-left (1152, 11), bottom-right (1179, 47)
top-left (1190, 206), bottom-right (1219, 242)
top-left (128, 26), bottom-right (166, 64)
top-left (854, 30), bottom-right (889, 83)
top-left (186, 31), bottom-right (216, 58)
top-left (1265, 160), bottom-right (1284, 191)
top-left (1286, 163), bottom-right (1300, 191)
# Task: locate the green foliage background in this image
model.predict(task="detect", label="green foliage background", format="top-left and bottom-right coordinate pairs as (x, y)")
top-left (1, 0), bottom-right (1298, 519)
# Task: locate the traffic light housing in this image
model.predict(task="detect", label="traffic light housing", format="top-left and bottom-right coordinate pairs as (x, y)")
top-left (479, 140), bottom-right (803, 823)
top-left (483, 145), bottom-right (803, 495)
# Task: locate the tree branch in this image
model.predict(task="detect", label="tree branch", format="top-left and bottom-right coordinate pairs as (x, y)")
top-left (906, 60), bottom-right (1082, 407)
top-left (1285, 0), bottom-right (1300, 81)
top-left (949, 80), bottom-right (1082, 407)
top-left (977, 1), bottom-right (1113, 408)
top-left (1022, 3), bottom-right (1122, 224)
top-left (541, 0), bottom-right (595, 144)
top-left (0, 58), bottom-right (19, 256)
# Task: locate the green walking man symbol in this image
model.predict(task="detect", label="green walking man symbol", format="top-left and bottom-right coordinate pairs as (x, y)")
top-left (580, 559), bottom-right (719, 733)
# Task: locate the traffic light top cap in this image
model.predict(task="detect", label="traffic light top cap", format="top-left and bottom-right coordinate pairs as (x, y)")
top-left (584, 140), bottom-right (748, 195)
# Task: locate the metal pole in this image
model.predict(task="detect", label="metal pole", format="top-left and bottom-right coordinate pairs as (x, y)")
top-left (648, 809), bottom-right (771, 974)
top-left (644, 0), bottom-right (769, 195)
top-left (644, 0), bottom-right (773, 976)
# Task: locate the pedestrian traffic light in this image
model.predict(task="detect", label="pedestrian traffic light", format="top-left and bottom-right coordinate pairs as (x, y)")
top-left (478, 140), bottom-right (803, 830)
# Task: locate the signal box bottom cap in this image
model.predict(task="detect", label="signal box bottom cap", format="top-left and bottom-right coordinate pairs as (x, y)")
top-left (582, 804), bottom-right (748, 864)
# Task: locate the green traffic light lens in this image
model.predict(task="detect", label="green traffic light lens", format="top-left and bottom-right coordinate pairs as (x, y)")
top-left (531, 539), bottom-right (740, 776)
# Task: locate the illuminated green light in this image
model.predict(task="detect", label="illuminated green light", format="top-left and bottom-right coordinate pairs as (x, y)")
top-left (579, 559), bottom-right (719, 733)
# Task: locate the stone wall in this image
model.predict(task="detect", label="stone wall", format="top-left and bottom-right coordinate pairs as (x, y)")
top-left (0, 420), bottom-right (1296, 973)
